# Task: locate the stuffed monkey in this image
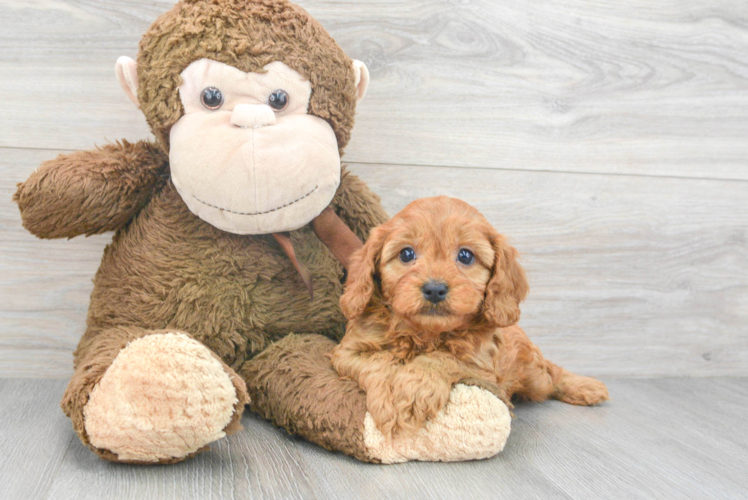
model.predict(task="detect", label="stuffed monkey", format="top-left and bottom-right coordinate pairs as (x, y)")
top-left (14, 0), bottom-right (510, 464)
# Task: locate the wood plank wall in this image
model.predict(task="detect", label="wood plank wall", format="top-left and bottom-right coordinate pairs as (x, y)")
top-left (1, 0), bottom-right (746, 378)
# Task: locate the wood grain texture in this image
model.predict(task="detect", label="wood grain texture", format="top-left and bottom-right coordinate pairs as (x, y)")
top-left (0, 0), bottom-right (747, 179)
top-left (1, 149), bottom-right (110, 377)
top-left (1, 378), bottom-right (745, 500)
top-left (0, 379), bottom-right (76, 500)
top-left (2, 148), bottom-right (747, 378)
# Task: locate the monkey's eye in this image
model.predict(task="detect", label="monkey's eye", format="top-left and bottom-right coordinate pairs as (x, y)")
top-left (200, 87), bottom-right (224, 110)
top-left (399, 247), bottom-right (416, 263)
top-left (457, 248), bottom-right (475, 265)
top-left (268, 90), bottom-right (289, 111)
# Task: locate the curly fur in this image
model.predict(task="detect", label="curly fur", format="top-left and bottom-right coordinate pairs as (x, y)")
top-left (331, 196), bottom-right (609, 438)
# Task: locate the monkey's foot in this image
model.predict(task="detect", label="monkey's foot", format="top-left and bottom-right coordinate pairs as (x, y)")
top-left (242, 334), bottom-right (510, 464)
top-left (83, 332), bottom-right (244, 463)
top-left (363, 384), bottom-right (511, 463)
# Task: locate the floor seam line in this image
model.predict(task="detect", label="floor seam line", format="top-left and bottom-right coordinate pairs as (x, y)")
top-left (346, 160), bottom-right (748, 183)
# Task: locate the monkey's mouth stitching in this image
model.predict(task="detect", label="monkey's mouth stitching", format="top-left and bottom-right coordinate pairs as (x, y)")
top-left (193, 185), bottom-right (319, 216)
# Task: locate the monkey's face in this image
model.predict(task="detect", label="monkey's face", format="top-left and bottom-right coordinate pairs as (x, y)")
top-left (169, 59), bottom-right (341, 234)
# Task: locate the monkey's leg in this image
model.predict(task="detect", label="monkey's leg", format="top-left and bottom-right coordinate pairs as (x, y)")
top-left (61, 326), bottom-right (249, 464)
top-left (240, 334), bottom-right (511, 464)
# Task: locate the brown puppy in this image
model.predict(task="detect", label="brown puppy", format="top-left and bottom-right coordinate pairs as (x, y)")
top-left (331, 196), bottom-right (609, 438)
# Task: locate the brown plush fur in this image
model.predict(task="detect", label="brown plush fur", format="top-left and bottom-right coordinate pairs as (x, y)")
top-left (13, 141), bottom-right (168, 238)
top-left (331, 197), bottom-right (609, 438)
top-left (72, 169), bottom-right (386, 370)
top-left (15, 164), bottom-right (386, 461)
top-left (14, 0), bottom-right (389, 463)
top-left (240, 334), bottom-right (378, 463)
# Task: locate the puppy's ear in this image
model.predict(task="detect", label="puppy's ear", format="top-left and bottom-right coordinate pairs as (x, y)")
top-left (340, 223), bottom-right (389, 319)
top-left (483, 232), bottom-right (529, 327)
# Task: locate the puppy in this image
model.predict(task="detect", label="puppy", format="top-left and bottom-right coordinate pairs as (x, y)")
top-left (331, 196), bottom-right (609, 438)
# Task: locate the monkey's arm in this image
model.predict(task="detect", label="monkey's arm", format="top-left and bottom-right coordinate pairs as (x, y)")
top-left (330, 167), bottom-right (390, 241)
top-left (14, 140), bottom-right (168, 239)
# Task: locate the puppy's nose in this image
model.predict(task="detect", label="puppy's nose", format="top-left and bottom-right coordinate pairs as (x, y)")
top-left (231, 104), bottom-right (276, 128)
top-left (422, 280), bottom-right (449, 304)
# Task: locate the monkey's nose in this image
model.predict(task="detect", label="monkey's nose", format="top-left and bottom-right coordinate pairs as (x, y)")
top-left (422, 280), bottom-right (449, 304)
top-left (231, 104), bottom-right (277, 129)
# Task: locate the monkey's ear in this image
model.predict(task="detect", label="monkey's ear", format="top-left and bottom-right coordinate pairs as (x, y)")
top-left (115, 56), bottom-right (140, 109)
top-left (352, 60), bottom-right (370, 102)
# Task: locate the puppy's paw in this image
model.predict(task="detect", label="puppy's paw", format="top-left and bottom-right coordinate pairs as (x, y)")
top-left (555, 373), bottom-right (609, 406)
top-left (364, 384), bottom-right (511, 463)
top-left (390, 373), bottom-right (452, 436)
top-left (364, 387), bottom-right (400, 438)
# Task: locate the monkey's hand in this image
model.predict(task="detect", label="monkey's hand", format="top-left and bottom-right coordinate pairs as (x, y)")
top-left (14, 140), bottom-right (168, 238)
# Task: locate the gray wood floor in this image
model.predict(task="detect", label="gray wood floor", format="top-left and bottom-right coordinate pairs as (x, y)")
top-left (1, 377), bottom-right (746, 500)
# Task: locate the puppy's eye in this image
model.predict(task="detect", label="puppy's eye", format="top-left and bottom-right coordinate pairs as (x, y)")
top-left (399, 247), bottom-right (416, 263)
top-left (201, 87), bottom-right (224, 110)
top-left (457, 248), bottom-right (475, 265)
top-left (268, 89), bottom-right (289, 111)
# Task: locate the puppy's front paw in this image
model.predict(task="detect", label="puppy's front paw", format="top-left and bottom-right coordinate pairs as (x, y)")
top-left (364, 386), bottom-right (400, 438)
top-left (390, 372), bottom-right (451, 436)
top-left (364, 384), bottom-right (511, 463)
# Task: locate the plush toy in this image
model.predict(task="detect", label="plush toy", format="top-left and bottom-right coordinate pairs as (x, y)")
top-left (14, 0), bottom-right (510, 464)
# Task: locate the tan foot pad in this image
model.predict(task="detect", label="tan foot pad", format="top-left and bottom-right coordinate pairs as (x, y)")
top-left (363, 384), bottom-right (511, 464)
top-left (83, 333), bottom-right (238, 462)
